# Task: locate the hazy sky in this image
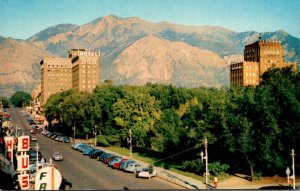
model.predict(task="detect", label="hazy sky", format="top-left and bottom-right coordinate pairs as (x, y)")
top-left (1, 0), bottom-right (300, 39)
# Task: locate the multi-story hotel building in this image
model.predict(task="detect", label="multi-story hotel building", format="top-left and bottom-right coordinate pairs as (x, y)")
top-left (69, 49), bottom-right (100, 92)
top-left (40, 49), bottom-right (100, 105)
top-left (230, 38), bottom-right (297, 86)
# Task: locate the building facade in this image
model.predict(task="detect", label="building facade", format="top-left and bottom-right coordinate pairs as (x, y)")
top-left (69, 49), bottom-right (100, 92)
top-left (230, 38), bottom-right (297, 86)
top-left (40, 49), bottom-right (100, 105)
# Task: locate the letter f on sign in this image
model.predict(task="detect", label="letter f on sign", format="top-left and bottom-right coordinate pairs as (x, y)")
top-left (40, 172), bottom-right (47, 180)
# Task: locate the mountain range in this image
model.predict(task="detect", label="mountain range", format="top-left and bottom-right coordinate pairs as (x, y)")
top-left (0, 15), bottom-right (299, 96)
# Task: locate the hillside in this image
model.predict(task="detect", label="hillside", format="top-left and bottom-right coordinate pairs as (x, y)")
top-left (110, 35), bottom-right (226, 87)
top-left (0, 36), bottom-right (52, 95)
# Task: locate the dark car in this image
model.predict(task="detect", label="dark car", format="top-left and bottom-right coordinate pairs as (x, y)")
top-left (77, 144), bottom-right (89, 152)
top-left (98, 152), bottom-right (111, 162)
top-left (90, 149), bottom-right (104, 159)
top-left (83, 147), bottom-right (95, 155)
top-left (104, 155), bottom-right (116, 164)
top-left (63, 137), bottom-right (71, 143)
top-left (113, 158), bottom-right (128, 169)
top-left (60, 177), bottom-right (72, 190)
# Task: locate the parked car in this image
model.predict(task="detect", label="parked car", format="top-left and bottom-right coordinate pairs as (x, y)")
top-left (31, 136), bottom-right (37, 141)
top-left (71, 142), bottom-right (82, 150)
top-left (83, 147), bottom-right (95, 155)
top-left (113, 158), bottom-right (128, 169)
top-left (63, 137), bottom-right (71, 143)
top-left (108, 156), bottom-right (122, 167)
top-left (59, 177), bottom-right (72, 190)
top-left (123, 162), bottom-right (144, 173)
top-left (51, 134), bottom-right (57, 139)
top-left (98, 152), bottom-right (113, 162)
top-left (137, 167), bottom-right (157, 179)
top-left (97, 152), bottom-right (108, 161)
top-left (30, 129), bottom-right (37, 134)
top-left (119, 160), bottom-right (135, 171)
top-left (46, 132), bottom-right (53, 138)
top-left (57, 136), bottom-right (65, 142)
top-left (104, 155), bottom-right (116, 164)
top-left (90, 149), bottom-right (104, 159)
top-left (77, 144), bottom-right (89, 152)
top-left (52, 152), bottom-right (63, 161)
top-left (28, 162), bottom-right (43, 173)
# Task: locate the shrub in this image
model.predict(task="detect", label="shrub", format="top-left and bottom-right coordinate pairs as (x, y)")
top-left (182, 159), bottom-right (204, 173)
top-left (97, 135), bottom-right (110, 146)
top-left (208, 161), bottom-right (230, 176)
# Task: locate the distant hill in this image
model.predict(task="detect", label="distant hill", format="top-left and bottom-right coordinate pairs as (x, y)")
top-left (0, 15), bottom-right (299, 96)
top-left (0, 36), bottom-right (52, 96)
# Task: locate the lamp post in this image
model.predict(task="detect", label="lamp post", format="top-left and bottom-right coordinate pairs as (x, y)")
top-left (35, 143), bottom-right (40, 173)
top-left (201, 137), bottom-right (209, 189)
top-left (73, 122), bottom-right (76, 143)
top-left (129, 129), bottom-right (132, 159)
top-left (94, 125), bottom-right (97, 147)
top-left (291, 149), bottom-right (296, 190)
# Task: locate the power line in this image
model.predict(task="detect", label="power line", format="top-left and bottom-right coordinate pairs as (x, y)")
top-left (152, 144), bottom-right (201, 165)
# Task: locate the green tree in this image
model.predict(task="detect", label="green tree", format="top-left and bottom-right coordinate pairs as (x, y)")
top-left (9, 91), bottom-right (31, 107)
top-left (0, 96), bottom-right (9, 108)
top-left (112, 86), bottom-right (161, 148)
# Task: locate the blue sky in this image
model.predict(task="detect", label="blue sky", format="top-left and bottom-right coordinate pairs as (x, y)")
top-left (1, 0), bottom-right (299, 39)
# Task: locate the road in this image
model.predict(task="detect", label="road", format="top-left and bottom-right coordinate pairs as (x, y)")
top-left (8, 107), bottom-right (184, 190)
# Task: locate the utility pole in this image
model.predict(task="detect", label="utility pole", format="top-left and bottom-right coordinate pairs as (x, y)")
top-left (291, 149), bottom-right (296, 189)
top-left (129, 129), bottom-right (132, 159)
top-left (201, 137), bottom-right (209, 189)
top-left (204, 137), bottom-right (209, 189)
top-left (35, 143), bottom-right (40, 173)
top-left (94, 125), bottom-right (97, 147)
top-left (73, 122), bottom-right (76, 143)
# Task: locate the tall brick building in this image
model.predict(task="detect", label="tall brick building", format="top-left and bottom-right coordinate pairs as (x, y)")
top-left (40, 49), bottom-right (100, 105)
top-left (230, 38), bottom-right (297, 86)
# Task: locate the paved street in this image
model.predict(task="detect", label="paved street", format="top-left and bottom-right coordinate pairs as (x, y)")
top-left (8, 107), bottom-right (184, 190)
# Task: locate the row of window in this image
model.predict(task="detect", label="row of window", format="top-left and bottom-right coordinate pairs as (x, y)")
top-left (48, 73), bottom-right (71, 76)
top-left (47, 64), bottom-right (71, 68)
top-left (245, 73), bottom-right (257, 77)
top-left (245, 79), bottom-right (258, 84)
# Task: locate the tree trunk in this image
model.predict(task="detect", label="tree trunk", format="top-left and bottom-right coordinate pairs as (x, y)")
top-left (250, 165), bottom-right (255, 181)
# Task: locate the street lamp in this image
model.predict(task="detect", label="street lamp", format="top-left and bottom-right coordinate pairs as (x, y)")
top-left (94, 125), bottom-right (97, 147)
top-left (35, 143), bottom-right (40, 173)
top-left (129, 129), bottom-right (132, 159)
top-left (291, 149), bottom-right (296, 190)
top-left (73, 122), bottom-right (76, 143)
top-left (201, 137), bottom-right (209, 189)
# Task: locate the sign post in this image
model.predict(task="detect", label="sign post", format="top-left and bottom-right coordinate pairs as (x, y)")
top-left (16, 135), bottom-right (30, 190)
top-left (35, 166), bottom-right (62, 190)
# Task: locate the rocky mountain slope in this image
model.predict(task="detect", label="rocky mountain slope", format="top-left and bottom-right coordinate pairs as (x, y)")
top-left (0, 15), bottom-right (299, 96)
top-left (110, 35), bottom-right (226, 87)
top-left (0, 36), bottom-right (52, 96)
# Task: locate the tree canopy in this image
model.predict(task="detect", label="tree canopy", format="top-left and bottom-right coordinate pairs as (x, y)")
top-left (43, 66), bottom-right (300, 177)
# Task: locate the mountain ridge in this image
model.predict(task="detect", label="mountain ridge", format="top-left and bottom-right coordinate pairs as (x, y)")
top-left (0, 15), bottom-right (299, 96)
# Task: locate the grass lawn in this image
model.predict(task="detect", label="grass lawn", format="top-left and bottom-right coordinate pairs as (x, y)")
top-left (105, 146), bottom-right (205, 181)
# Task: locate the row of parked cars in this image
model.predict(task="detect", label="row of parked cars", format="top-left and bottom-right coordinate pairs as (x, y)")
top-left (71, 142), bottom-right (157, 179)
top-left (41, 130), bottom-right (71, 143)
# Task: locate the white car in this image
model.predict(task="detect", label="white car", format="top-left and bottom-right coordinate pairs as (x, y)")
top-left (123, 162), bottom-right (144, 173)
top-left (31, 136), bottom-right (37, 141)
top-left (137, 167), bottom-right (157, 179)
top-left (52, 152), bottom-right (63, 161)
